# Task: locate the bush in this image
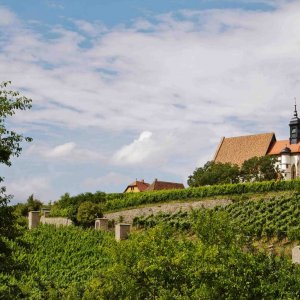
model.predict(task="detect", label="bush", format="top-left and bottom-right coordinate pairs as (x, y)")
top-left (103, 179), bottom-right (300, 211)
top-left (51, 179), bottom-right (300, 216)
top-left (76, 201), bottom-right (103, 227)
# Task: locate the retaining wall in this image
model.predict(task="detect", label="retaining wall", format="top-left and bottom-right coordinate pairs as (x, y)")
top-left (104, 199), bottom-right (231, 223)
top-left (40, 216), bottom-right (73, 226)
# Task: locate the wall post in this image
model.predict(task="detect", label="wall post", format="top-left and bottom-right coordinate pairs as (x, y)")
top-left (28, 211), bottom-right (40, 229)
top-left (292, 246), bottom-right (300, 264)
top-left (95, 218), bottom-right (109, 231)
top-left (115, 223), bottom-right (131, 241)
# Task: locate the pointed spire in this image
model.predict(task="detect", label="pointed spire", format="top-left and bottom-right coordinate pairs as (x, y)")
top-left (294, 97), bottom-right (298, 117)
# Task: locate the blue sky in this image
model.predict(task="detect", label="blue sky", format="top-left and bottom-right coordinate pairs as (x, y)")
top-left (2, 1), bottom-right (275, 27)
top-left (1, 0), bottom-right (299, 203)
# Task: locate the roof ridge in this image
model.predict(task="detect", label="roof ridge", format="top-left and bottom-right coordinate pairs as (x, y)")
top-left (223, 132), bottom-right (275, 139)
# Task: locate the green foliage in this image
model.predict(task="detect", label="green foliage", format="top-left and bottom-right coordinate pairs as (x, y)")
top-left (13, 194), bottom-right (43, 217)
top-left (8, 204), bottom-right (300, 299)
top-left (223, 193), bottom-right (300, 240)
top-left (76, 201), bottom-right (103, 227)
top-left (51, 191), bottom-right (106, 224)
top-left (134, 192), bottom-right (300, 241)
top-left (0, 81), bottom-right (32, 168)
top-left (241, 155), bottom-right (282, 182)
top-left (188, 156), bottom-right (280, 187)
top-left (85, 219), bottom-right (300, 299)
top-left (18, 225), bottom-right (114, 299)
top-left (103, 179), bottom-right (300, 212)
top-left (50, 179), bottom-right (300, 216)
top-left (0, 81), bottom-right (32, 299)
top-left (188, 161), bottom-right (240, 187)
top-left (12, 195), bottom-right (43, 231)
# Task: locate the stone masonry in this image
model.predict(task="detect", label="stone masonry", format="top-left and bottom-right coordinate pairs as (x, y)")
top-left (104, 199), bottom-right (231, 224)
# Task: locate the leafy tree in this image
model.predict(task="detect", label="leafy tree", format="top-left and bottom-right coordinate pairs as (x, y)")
top-left (76, 201), bottom-right (103, 227)
top-left (240, 156), bottom-right (281, 182)
top-left (0, 81), bottom-right (32, 298)
top-left (14, 194), bottom-right (43, 217)
top-left (83, 217), bottom-right (300, 299)
top-left (188, 161), bottom-right (240, 187)
top-left (25, 194), bottom-right (43, 212)
top-left (51, 191), bottom-right (106, 223)
top-left (13, 195), bottom-right (43, 230)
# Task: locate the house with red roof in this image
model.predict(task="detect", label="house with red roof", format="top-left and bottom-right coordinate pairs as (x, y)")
top-left (145, 179), bottom-right (184, 191)
top-left (124, 180), bottom-right (150, 193)
top-left (124, 179), bottom-right (184, 193)
top-left (213, 105), bottom-right (300, 180)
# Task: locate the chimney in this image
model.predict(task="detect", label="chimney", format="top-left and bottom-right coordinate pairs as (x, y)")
top-left (141, 179), bottom-right (144, 183)
top-left (155, 178), bottom-right (158, 182)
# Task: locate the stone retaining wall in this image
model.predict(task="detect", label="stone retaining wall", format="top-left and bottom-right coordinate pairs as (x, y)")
top-left (40, 216), bottom-right (73, 226)
top-left (104, 199), bottom-right (232, 223)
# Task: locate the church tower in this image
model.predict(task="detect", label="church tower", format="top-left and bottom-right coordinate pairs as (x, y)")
top-left (289, 104), bottom-right (300, 144)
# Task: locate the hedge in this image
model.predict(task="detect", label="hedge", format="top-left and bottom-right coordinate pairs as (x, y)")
top-left (103, 179), bottom-right (300, 211)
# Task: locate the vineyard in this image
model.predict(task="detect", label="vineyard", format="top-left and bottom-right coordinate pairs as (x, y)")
top-left (11, 209), bottom-right (300, 299)
top-left (103, 179), bottom-right (300, 211)
top-left (51, 179), bottom-right (300, 219)
top-left (6, 182), bottom-right (300, 298)
top-left (17, 225), bottom-right (115, 299)
top-left (133, 192), bottom-right (300, 241)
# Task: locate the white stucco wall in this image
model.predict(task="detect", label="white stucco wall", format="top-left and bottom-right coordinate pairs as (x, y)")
top-left (278, 154), bottom-right (300, 180)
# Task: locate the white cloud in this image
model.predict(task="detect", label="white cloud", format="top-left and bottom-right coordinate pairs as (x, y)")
top-left (113, 131), bottom-right (162, 165)
top-left (0, 6), bottom-right (17, 26)
top-left (28, 142), bottom-right (105, 162)
top-left (4, 2), bottom-right (298, 138)
top-left (2, 1), bottom-right (300, 199)
top-left (45, 142), bottom-right (76, 158)
top-left (6, 177), bottom-right (53, 205)
top-left (73, 19), bottom-right (107, 36)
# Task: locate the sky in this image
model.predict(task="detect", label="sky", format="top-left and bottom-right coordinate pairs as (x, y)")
top-left (1, 0), bottom-right (299, 204)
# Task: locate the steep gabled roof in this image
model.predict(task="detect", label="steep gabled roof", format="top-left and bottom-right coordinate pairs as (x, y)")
top-left (268, 140), bottom-right (300, 155)
top-left (145, 180), bottom-right (184, 191)
top-left (214, 132), bottom-right (276, 166)
top-left (124, 180), bottom-right (150, 192)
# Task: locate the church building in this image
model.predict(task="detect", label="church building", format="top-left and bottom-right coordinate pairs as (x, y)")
top-left (213, 105), bottom-right (300, 180)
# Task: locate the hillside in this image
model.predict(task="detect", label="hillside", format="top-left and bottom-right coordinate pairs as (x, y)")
top-left (17, 209), bottom-right (300, 299)
top-left (10, 185), bottom-right (300, 299)
top-left (134, 192), bottom-right (300, 240)
top-left (50, 179), bottom-right (300, 223)
top-left (6, 180), bottom-right (300, 299)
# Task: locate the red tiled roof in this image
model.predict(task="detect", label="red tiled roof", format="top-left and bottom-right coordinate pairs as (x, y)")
top-left (124, 180), bottom-right (150, 192)
top-left (145, 180), bottom-right (184, 191)
top-left (267, 140), bottom-right (300, 155)
top-left (214, 133), bottom-right (276, 166)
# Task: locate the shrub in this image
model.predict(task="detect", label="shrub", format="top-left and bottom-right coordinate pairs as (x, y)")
top-left (76, 201), bottom-right (103, 227)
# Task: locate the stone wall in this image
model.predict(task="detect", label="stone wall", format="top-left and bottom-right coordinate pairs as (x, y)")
top-left (104, 199), bottom-right (231, 223)
top-left (40, 216), bottom-right (73, 226)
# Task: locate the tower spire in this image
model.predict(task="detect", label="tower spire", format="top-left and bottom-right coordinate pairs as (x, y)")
top-left (290, 97), bottom-right (300, 144)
